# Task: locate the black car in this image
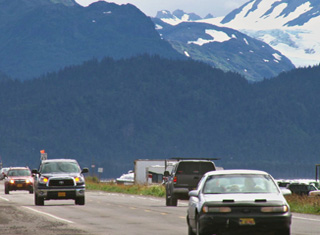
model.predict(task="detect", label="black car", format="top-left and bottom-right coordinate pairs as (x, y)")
top-left (287, 183), bottom-right (318, 196)
top-left (32, 159), bottom-right (89, 206)
top-left (164, 158), bottom-right (216, 206)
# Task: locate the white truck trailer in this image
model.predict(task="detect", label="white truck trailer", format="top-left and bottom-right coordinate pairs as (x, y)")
top-left (134, 159), bottom-right (177, 185)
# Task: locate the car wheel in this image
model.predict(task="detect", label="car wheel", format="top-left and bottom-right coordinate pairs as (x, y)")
top-left (35, 193), bottom-right (44, 206)
top-left (165, 189), bottom-right (173, 206)
top-left (187, 216), bottom-right (196, 235)
top-left (29, 188), bottom-right (34, 194)
top-left (196, 216), bottom-right (207, 235)
top-left (5, 186), bottom-right (9, 194)
top-left (75, 197), bottom-right (85, 205)
top-left (171, 194), bottom-right (178, 206)
top-left (188, 224), bottom-right (196, 235)
top-left (166, 193), bottom-right (171, 206)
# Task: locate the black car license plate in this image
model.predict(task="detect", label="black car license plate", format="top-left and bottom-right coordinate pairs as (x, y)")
top-left (58, 192), bottom-right (66, 197)
top-left (239, 218), bottom-right (255, 225)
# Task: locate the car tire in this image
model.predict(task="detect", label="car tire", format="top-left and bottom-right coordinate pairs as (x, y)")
top-left (187, 216), bottom-right (196, 235)
top-left (196, 216), bottom-right (207, 235)
top-left (4, 186), bottom-right (9, 194)
top-left (75, 197), bottom-right (85, 205)
top-left (35, 193), bottom-right (44, 206)
top-left (165, 190), bottom-right (172, 206)
top-left (171, 194), bottom-right (178, 206)
top-left (188, 224), bottom-right (196, 235)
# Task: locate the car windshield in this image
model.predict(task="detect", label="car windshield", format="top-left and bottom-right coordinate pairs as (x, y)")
top-left (41, 162), bottom-right (80, 174)
top-left (8, 169), bottom-right (31, 176)
top-left (203, 174), bottom-right (279, 194)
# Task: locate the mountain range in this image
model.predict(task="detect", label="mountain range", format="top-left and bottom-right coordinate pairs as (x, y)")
top-left (0, 0), bottom-right (299, 81)
top-left (153, 14), bottom-right (294, 82)
top-left (0, 0), bottom-right (181, 80)
top-left (160, 0), bottom-right (320, 68)
top-left (1, 0), bottom-right (320, 179)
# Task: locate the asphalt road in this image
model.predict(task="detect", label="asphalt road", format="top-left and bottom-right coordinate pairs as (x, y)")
top-left (0, 181), bottom-right (320, 234)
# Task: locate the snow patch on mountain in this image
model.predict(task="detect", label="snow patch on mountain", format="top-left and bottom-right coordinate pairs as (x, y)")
top-left (188, 29), bottom-right (232, 46)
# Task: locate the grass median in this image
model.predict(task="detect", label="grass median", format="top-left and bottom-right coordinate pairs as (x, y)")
top-left (86, 177), bottom-right (320, 215)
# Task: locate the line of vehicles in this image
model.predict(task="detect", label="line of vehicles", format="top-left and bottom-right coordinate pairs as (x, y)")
top-left (0, 158), bottom-right (89, 206)
top-left (1, 157), bottom-right (320, 234)
top-left (162, 158), bottom-right (295, 235)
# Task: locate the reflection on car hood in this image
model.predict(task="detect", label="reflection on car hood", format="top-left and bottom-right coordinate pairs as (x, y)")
top-left (7, 176), bottom-right (33, 180)
top-left (41, 173), bottom-right (81, 178)
top-left (203, 193), bottom-right (286, 204)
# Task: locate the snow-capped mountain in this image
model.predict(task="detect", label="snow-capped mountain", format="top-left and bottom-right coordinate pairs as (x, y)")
top-left (215, 0), bottom-right (320, 67)
top-left (154, 11), bottom-right (294, 81)
top-left (155, 9), bottom-right (203, 25)
top-left (156, 9), bottom-right (214, 25)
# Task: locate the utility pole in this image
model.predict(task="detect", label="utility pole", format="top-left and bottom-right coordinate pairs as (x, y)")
top-left (91, 156), bottom-right (95, 177)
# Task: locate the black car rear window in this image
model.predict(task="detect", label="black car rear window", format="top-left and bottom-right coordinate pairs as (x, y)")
top-left (176, 162), bottom-right (215, 175)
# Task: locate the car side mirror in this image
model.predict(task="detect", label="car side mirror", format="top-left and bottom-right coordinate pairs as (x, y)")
top-left (81, 168), bottom-right (89, 174)
top-left (164, 171), bottom-right (170, 177)
top-left (189, 190), bottom-right (199, 197)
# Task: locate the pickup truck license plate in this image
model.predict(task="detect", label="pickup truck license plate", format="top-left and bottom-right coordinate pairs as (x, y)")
top-left (58, 192), bottom-right (66, 197)
top-left (239, 218), bottom-right (255, 225)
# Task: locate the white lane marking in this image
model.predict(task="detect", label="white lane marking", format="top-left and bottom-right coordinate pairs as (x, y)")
top-left (0, 196), bottom-right (9, 201)
top-left (293, 216), bottom-right (320, 222)
top-left (22, 206), bottom-right (74, 224)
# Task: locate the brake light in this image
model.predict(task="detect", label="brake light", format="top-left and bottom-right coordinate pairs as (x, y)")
top-left (173, 176), bottom-right (177, 183)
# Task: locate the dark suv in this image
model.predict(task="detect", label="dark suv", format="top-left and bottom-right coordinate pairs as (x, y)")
top-left (32, 159), bottom-right (89, 206)
top-left (164, 159), bottom-right (216, 206)
top-left (287, 183), bottom-right (318, 195)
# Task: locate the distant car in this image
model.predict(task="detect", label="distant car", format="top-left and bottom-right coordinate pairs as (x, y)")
top-left (0, 167), bottom-right (10, 180)
top-left (32, 159), bottom-right (89, 206)
top-left (287, 183), bottom-right (318, 196)
top-left (187, 169), bottom-right (292, 235)
top-left (308, 188), bottom-right (320, 197)
top-left (116, 170), bottom-right (134, 185)
top-left (164, 159), bottom-right (216, 206)
top-left (4, 167), bottom-right (33, 194)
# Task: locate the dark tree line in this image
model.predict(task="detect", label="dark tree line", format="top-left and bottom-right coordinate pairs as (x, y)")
top-left (0, 55), bottom-right (319, 178)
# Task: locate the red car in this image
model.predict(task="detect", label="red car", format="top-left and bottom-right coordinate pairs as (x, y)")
top-left (4, 167), bottom-right (34, 194)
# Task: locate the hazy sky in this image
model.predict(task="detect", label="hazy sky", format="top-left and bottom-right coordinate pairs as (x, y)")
top-left (75, 0), bottom-right (249, 17)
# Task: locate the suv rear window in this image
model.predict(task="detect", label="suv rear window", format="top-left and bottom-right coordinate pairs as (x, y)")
top-left (176, 162), bottom-right (215, 175)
